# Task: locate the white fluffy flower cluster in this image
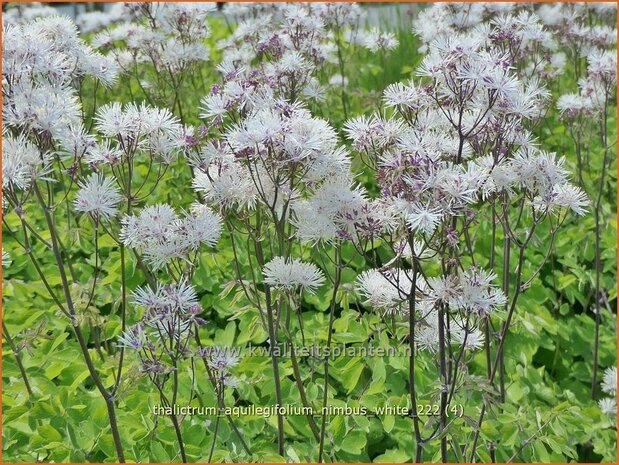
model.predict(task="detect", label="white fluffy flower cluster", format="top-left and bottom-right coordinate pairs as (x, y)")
top-left (194, 100), bottom-right (354, 215)
top-left (348, 19), bottom-right (593, 357)
top-left (263, 257), bottom-right (326, 294)
top-left (558, 49), bottom-right (617, 118)
top-left (92, 102), bottom-right (186, 164)
top-left (2, 13), bottom-right (124, 217)
top-left (412, 2), bottom-right (616, 81)
top-left (2, 2), bottom-right (57, 25)
top-left (358, 28), bottom-right (399, 53)
top-left (291, 178), bottom-right (395, 244)
top-left (76, 4), bottom-right (127, 34)
top-left (474, 149), bottom-right (589, 216)
top-left (413, 4), bottom-right (556, 58)
top-left (427, 268), bottom-right (507, 317)
top-left (599, 366), bottom-right (617, 418)
top-left (120, 203), bottom-right (222, 270)
top-left (346, 32), bottom-right (588, 239)
top-left (356, 267), bottom-right (487, 352)
top-left (91, 2), bottom-right (215, 74)
top-left (133, 280), bottom-right (200, 313)
top-left (356, 268), bottom-right (412, 315)
top-left (2, 132), bottom-right (52, 192)
top-left (74, 173), bottom-right (123, 221)
top-left (415, 308), bottom-right (485, 353)
top-left (204, 346), bottom-right (241, 372)
top-left (3, 15), bottom-right (118, 88)
top-left (219, 3), bottom-right (336, 95)
top-left (217, 2), bottom-right (395, 100)
top-left (196, 93), bottom-right (397, 243)
top-left (2, 14), bottom-right (118, 162)
top-left (199, 346), bottom-right (241, 388)
top-left (118, 280), bottom-right (209, 382)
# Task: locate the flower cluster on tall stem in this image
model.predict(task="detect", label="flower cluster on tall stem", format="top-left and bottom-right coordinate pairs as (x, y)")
top-left (346, 19), bottom-right (589, 460)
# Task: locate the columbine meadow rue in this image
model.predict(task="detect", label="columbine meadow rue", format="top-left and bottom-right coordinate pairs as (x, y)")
top-left (599, 366), bottom-right (618, 419)
top-left (74, 173), bottom-right (122, 221)
top-left (2, 3), bottom-right (613, 463)
top-left (117, 203), bottom-right (238, 462)
top-left (2, 12), bottom-right (130, 463)
top-left (91, 2), bottom-right (216, 122)
top-left (191, 99), bottom-right (351, 455)
top-left (2, 132), bottom-right (53, 193)
top-left (215, 2), bottom-right (394, 118)
top-left (2, 10), bottom-right (219, 463)
top-left (263, 257), bottom-right (326, 295)
top-left (120, 203), bottom-right (222, 271)
top-left (346, 23), bottom-right (589, 462)
top-left (118, 281), bottom-right (207, 463)
top-left (188, 12), bottom-right (397, 449)
top-left (356, 268), bottom-right (412, 315)
top-left (74, 3), bottom-right (128, 34)
top-left (553, 7), bottom-right (617, 400)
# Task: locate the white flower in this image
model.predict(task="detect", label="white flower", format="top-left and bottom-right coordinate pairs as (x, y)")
top-left (292, 205), bottom-right (338, 243)
top-left (328, 74), bottom-right (348, 87)
top-left (405, 203), bottom-right (443, 235)
top-left (143, 240), bottom-right (188, 270)
top-left (587, 49), bottom-right (617, 83)
top-left (94, 102), bottom-right (181, 149)
top-left (383, 82), bottom-right (428, 109)
top-left (303, 78), bottom-right (326, 101)
top-left (361, 28), bottom-right (399, 52)
top-left (74, 173), bottom-right (122, 220)
top-left (199, 93), bottom-right (229, 119)
top-left (94, 102), bottom-right (138, 139)
top-left (557, 94), bottom-right (594, 116)
top-left (2, 133), bottom-right (51, 191)
top-left (121, 203), bottom-right (222, 269)
top-left (426, 275), bottom-right (460, 306)
top-left (182, 204), bottom-right (223, 250)
top-left (599, 397), bottom-right (617, 417)
top-left (204, 346), bottom-right (241, 372)
top-left (550, 52), bottom-right (567, 71)
top-left (146, 314), bottom-right (193, 342)
top-left (602, 367), bottom-right (617, 396)
top-left (85, 140), bottom-right (123, 165)
top-left (457, 328), bottom-right (485, 351)
top-left (193, 161), bottom-right (257, 210)
top-left (458, 268), bottom-right (507, 316)
top-left (343, 115), bottom-right (403, 152)
top-left (117, 325), bottom-right (146, 350)
top-left (356, 268), bottom-right (412, 314)
top-left (291, 179), bottom-right (376, 243)
top-left (263, 257), bottom-right (325, 294)
top-left (120, 204), bottom-right (179, 248)
top-left (133, 281), bottom-right (199, 312)
top-left (512, 149), bottom-right (569, 194)
top-left (533, 183), bottom-right (589, 217)
top-left (428, 268), bottom-right (506, 316)
top-left (552, 183), bottom-right (589, 216)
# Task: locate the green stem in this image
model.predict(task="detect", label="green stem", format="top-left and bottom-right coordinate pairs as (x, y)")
top-left (318, 245), bottom-right (342, 462)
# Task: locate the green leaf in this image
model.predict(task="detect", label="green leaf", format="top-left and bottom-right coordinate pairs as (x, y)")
top-left (38, 424), bottom-right (62, 443)
top-left (373, 448), bottom-right (410, 462)
top-left (533, 440), bottom-right (550, 462)
top-left (150, 441), bottom-right (171, 462)
top-left (343, 364), bottom-right (364, 394)
top-left (339, 430), bottom-right (366, 455)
